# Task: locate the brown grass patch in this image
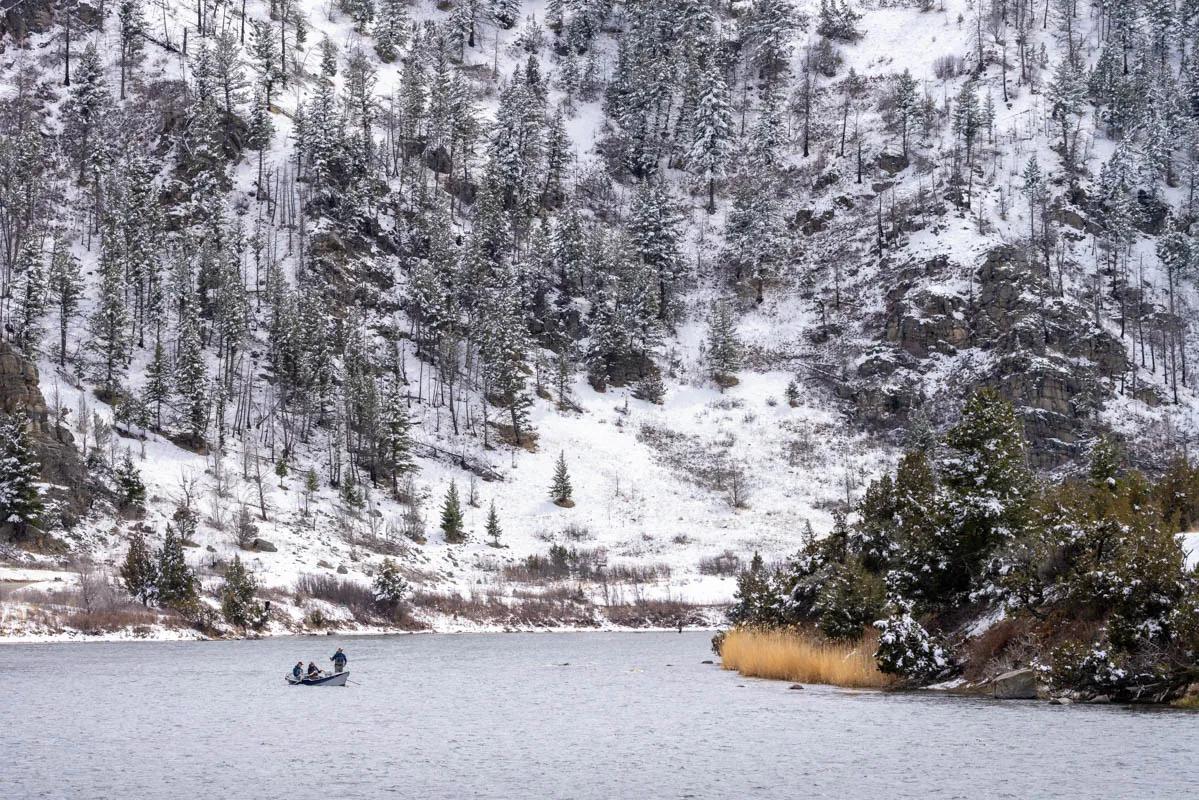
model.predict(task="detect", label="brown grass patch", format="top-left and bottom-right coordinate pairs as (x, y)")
top-left (494, 422), bottom-right (539, 451)
top-left (720, 627), bottom-right (895, 689)
top-left (603, 599), bottom-right (704, 628)
top-left (66, 606), bottom-right (173, 633)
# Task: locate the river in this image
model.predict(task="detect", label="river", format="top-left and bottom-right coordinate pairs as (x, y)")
top-left (6, 631), bottom-right (1195, 798)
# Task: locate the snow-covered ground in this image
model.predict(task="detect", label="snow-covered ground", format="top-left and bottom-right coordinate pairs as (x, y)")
top-left (5, 0), bottom-right (1199, 638)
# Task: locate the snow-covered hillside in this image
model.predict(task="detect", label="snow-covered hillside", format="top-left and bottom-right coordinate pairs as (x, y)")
top-left (3, 0), bottom-right (1199, 636)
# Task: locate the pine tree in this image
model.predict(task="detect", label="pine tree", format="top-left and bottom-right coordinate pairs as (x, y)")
top-left (250, 19), bottom-right (280, 106)
top-left (0, 415), bottom-right (43, 538)
top-left (220, 555), bottom-right (264, 630)
top-left (1047, 55), bottom-right (1087, 172)
top-left (477, 261), bottom-right (534, 446)
top-left (542, 110), bottom-right (570, 207)
top-left (341, 0), bottom-right (375, 30)
top-left (90, 223), bottom-right (132, 396)
top-left (817, 0), bottom-right (862, 41)
top-left (117, 0), bottom-right (146, 100)
top-left (10, 234), bottom-right (47, 358)
top-left (728, 551), bottom-right (780, 626)
top-left (1021, 155), bottom-right (1045, 242)
top-left (373, 557), bottom-right (409, 606)
top-left (706, 298), bottom-right (742, 389)
top-left (441, 481), bottom-right (465, 542)
top-left (551, 450), bottom-right (574, 507)
top-left (485, 500), bottom-right (502, 546)
top-left (378, 376), bottom-right (415, 492)
top-left (939, 389), bottom-right (1032, 595)
top-left (723, 176), bottom-right (785, 303)
top-left (746, 0), bottom-right (801, 81)
top-left (873, 599), bottom-right (954, 681)
top-left (120, 528), bottom-right (156, 605)
top-left (374, 0), bottom-right (410, 62)
top-left (952, 81), bottom-right (981, 164)
top-left (212, 29), bottom-right (247, 114)
top-left (174, 304), bottom-right (209, 444)
top-left (63, 42), bottom-right (111, 183)
top-left (1088, 435), bottom-right (1123, 490)
top-left (319, 36), bottom-right (338, 80)
top-left (46, 236), bottom-right (82, 368)
top-left (142, 339), bottom-right (171, 430)
top-left (892, 69), bottom-right (919, 158)
top-left (629, 181), bottom-right (685, 321)
top-left (687, 64), bottom-right (734, 213)
top-left (275, 457), bottom-right (288, 488)
top-left (115, 452), bottom-right (146, 510)
top-left (155, 525), bottom-right (198, 610)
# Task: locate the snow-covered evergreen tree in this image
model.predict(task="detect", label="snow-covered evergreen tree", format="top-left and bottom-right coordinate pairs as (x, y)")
top-left (441, 481), bottom-right (466, 543)
top-left (220, 555), bottom-right (264, 630)
top-left (706, 298), bottom-right (741, 388)
top-left (551, 450), bottom-right (573, 506)
top-left (0, 415), bottom-right (42, 538)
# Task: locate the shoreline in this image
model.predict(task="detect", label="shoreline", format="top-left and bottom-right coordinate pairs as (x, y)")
top-left (0, 618), bottom-right (724, 645)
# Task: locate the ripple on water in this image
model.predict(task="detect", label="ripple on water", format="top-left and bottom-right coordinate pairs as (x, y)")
top-left (6, 632), bottom-right (1196, 799)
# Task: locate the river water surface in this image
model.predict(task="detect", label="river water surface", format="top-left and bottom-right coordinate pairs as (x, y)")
top-left (7, 631), bottom-right (1195, 798)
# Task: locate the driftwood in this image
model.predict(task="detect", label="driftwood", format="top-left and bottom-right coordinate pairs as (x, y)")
top-left (413, 441), bottom-right (502, 482)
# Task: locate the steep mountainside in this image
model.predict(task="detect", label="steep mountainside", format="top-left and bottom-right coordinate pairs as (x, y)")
top-left (2, 0), bottom-right (1199, 637)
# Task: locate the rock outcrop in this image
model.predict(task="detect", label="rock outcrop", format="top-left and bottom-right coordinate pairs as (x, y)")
top-left (841, 247), bottom-right (1135, 467)
top-left (0, 342), bottom-right (89, 530)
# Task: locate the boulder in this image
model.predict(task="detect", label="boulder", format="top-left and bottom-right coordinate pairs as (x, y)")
top-left (875, 152), bottom-right (909, 175)
top-left (812, 171), bottom-right (840, 192)
top-left (987, 668), bottom-right (1039, 700)
top-left (425, 145), bottom-right (452, 174)
top-left (250, 537), bottom-right (278, 553)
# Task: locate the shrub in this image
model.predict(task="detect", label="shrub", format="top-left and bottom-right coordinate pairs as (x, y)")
top-left (295, 574), bottom-right (379, 622)
top-left (933, 54), bottom-right (963, 79)
top-left (220, 556), bottom-right (265, 631)
top-left (698, 550), bottom-right (742, 577)
top-left (372, 558), bottom-right (409, 606)
top-left (873, 603), bottom-right (955, 683)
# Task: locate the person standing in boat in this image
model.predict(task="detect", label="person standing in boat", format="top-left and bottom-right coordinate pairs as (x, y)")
top-left (331, 648), bottom-right (348, 674)
top-left (292, 661), bottom-right (304, 681)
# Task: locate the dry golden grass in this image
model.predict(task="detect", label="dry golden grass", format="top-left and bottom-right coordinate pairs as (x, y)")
top-left (720, 627), bottom-right (895, 689)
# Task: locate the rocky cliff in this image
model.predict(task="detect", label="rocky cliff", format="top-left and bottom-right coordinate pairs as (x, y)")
top-left (0, 341), bottom-right (88, 534)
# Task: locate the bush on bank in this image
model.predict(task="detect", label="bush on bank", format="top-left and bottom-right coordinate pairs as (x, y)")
top-left (721, 390), bottom-right (1199, 701)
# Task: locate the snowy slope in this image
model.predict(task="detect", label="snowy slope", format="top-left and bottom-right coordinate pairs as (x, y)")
top-left (4, 0), bottom-right (1199, 636)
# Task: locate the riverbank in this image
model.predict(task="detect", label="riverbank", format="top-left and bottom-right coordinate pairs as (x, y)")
top-left (717, 625), bottom-right (1199, 707)
top-left (0, 581), bottom-right (727, 644)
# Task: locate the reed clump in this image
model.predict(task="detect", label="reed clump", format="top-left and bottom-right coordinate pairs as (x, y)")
top-left (720, 627), bottom-right (895, 689)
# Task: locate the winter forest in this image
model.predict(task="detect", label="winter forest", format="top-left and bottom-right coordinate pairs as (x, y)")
top-left (2, 0), bottom-right (1199, 690)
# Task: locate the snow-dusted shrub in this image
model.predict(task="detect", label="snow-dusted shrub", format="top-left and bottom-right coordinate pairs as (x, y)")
top-left (1044, 642), bottom-right (1128, 695)
top-left (873, 603), bottom-right (954, 682)
top-left (372, 558), bottom-right (410, 607)
top-left (698, 550), bottom-right (743, 577)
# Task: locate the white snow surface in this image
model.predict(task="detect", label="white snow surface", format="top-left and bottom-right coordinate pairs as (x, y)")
top-left (5, 0), bottom-right (1199, 636)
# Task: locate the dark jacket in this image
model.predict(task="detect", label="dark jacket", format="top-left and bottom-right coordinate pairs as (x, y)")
top-left (292, 664), bottom-right (303, 678)
top-left (332, 651), bottom-right (347, 665)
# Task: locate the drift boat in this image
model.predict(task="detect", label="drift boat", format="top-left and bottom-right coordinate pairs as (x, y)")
top-left (286, 671), bottom-right (350, 686)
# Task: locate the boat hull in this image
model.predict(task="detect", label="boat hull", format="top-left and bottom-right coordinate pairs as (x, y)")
top-left (286, 671), bottom-right (349, 686)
